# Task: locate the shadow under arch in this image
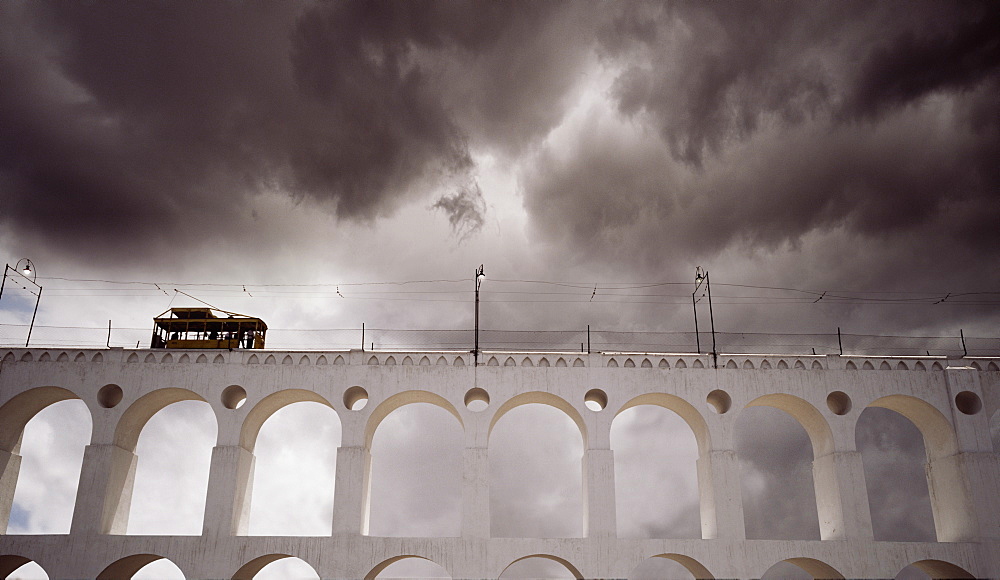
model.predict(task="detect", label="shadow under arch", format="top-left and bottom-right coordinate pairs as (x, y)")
top-left (641, 554), bottom-right (714, 579)
top-left (906, 559), bottom-right (974, 579)
top-left (866, 394), bottom-right (973, 542)
top-left (489, 391), bottom-right (586, 445)
top-left (365, 555), bottom-right (450, 580)
top-left (364, 390), bottom-right (463, 449)
top-left (0, 386), bottom-right (81, 453)
top-left (0, 555), bottom-right (34, 578)
top-left (615, 393), bottom-right (710, 455)
top-left (97, 554), bottom-right (179, 579)
top-left (115, 388), bottom-right (209, 452)
top-left (499, 554), bottom-right (583, 579)
top-left (241, 389), bottom-right (337, 452)
top-left (763, 557), bottom-right (844, 579)
top-left (745, 394), bottom-right (834, 458)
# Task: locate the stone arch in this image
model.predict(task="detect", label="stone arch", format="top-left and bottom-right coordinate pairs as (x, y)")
top-left (743, 359), bottom-right (754, 369)
top-left (539, 357), bottom-right (550, 367)
top-left (867, 395), bottom-right (957, 461)
top-left (2, 352), bottom-right (14, 362)
top-left (865, 394), bottom-right (973, 541)
top-left (365, 390), bottom-right (463, 450)
top-left (264, 355), bottom-right (276, 365)
top-left (624, 358), bottom-right (635, 368)
top-left (676, 359), bottom-right (687, 368)
top-left (384, 356), bottom-right (396, 366)
top-left (880, 361), bottom-right (891, 370)
top-left (56, 352), bottom-right (69, 362)
top-left (437, 356), bottom-right (448, 366)
top-left (745, 394), bottom-right (834, 459)
top-left (453, 356), bottom-right (465, 366)
top-left (420, 356), bottom-right (431, 366)
top-left (281, 355), bottom-right (293, 365)
top-left (402, 356), bottom-right (413, 365)
top-left (299, 355), bottom-right (310, 365)
top-left (489, 391), bottom-right (587, 445)
top-left (633, 554), bottom-right (714, 579)
top-left (896, 361), bottom-right (908, 370)
top-left (725, 360), bottom-right (737, 369)
top-left (196, 354), bottom-right (208, 363)
top-left (161, 353), bottom-right (174, 363)
top-left (989, 361), bottom-right (999, 371)
top-left (114, 388), bottom-right (209, 452)
top-left (38, 352), bottom-right (51, 362)
top-left (522, 357), bottom-right (534, 367)
top-left (794, 359), bottom-right (805, 369)
top-left (499, 555), bottom-right (583, 579)
top-left (334, 355), bottom-right (345, 365)
top-left (316, 355), bottom-right (328, 365)
top-left (573, 358), bottom-right (585, 367)
top-left (905, 559), bottom-right (974, 579)
top-left (761, 557), bottom-right (844, 579)
top-left (777, 359), bottom-right (788, 369)
top-left (760, 359), bottom-right (772, 369)
top-left (915, 361), bottom-right (926, 371)
top-left (97, 554), bottom-right (182, 579)
top-left (932, 361), bottom-right (943, 370)
top-left (247, 354), bottom-right (259, 364)
top-left (368, 355), bottom-right (380, 365)
top-left (232, 554), bottom-right (322, 580)
top-left (970, 361), bottom-right (982, 370)
top-left (365, 555), bottom-right (451, 580)
top-left (20, 352), bottom-right (33, 362)
top-left (0, 386), bottom-right (82, 453)
top-left (178, 353), bottom-right (190, 364)
top-left (641, 358), bottom-right (652, 368)
top-left (504, 356), bottom-right (516, 367)
top-left (658, 358), bottom-right (669, 369)
top-left (811, 360), bottom-right (823, 370)
top-left (845, 361), bottom-right (857, 370)
top-left (127, 352), bottom-right (139, 363)
top-left (862, 360), bottom-right (875, 370)
top-left (488, 356), bottom-right (499, 366)
top-left (556, 357), bottom-right (567, 367)
top-left (608, 358), bottom-right (619, 368)
top-left (74, 352), bottom-right (87, 362)
top-left (616, 394), bottom-right (710, 456)
top-left (241, 389), bottom-right (337, 453)
top-left (692, 360), bottom-right (704, 368)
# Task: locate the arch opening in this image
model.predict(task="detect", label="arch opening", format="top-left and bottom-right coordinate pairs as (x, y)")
top-left (367, 403), bottom-right (462, 537)
top-left (127, 400), bottom-right (217, 535)
top-left (367, 556), bottom-right (451, 579)
top-left (98, 555), bottom-right (185, 579)
top-left (491, 404), bottom-right (583, 538)
top-left (611, 405), bottom-right (700, 539)
top-left (760, 558), bottom-right (844, 579)
top-left (1, 557), bottom-right (47, 579)
top-left (499, 555), bottom-right (582, 579)
top-left (628, 554), bottom-right (713, 579)
top-left (234, 555), bottom-right (320, 580)
top-left (898, 560), bottom-right (974, 579)
top-left (6, 399), bottom-right (91, 534)
top-left (249, 401), bottom-right (341, 536)
top-left (737, 406), bottom-right (820, 540)
top-left (856, 407), bottom-right (935, 542)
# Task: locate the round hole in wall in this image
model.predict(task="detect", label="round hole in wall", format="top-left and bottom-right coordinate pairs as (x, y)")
top-left (955, 391), bottom-right (982, 415)
top-left (584, 388), bottom-right (608, 412)
top-left (344, 386), bottom-right (369, 411)
top-left (706, 389), bottom-right (731, 414)
top-left (464, 387), bottom-right (490, 412)
top-left (221, 385), bottom-right (247, 410)
top-left (97, 384), bottom-right (123, 409)
top-left (826, 391), bottom-right (852, 415)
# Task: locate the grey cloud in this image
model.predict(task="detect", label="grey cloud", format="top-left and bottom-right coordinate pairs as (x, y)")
top-left (432, 180), bottom-right (487, 241)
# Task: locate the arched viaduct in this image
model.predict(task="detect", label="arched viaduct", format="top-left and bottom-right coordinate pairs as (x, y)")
top-left (1, 347), bottom-right (998, 579)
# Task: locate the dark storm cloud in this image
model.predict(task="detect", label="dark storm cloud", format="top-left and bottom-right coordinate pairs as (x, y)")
top-left (0, 1), bottom-right (590, 263)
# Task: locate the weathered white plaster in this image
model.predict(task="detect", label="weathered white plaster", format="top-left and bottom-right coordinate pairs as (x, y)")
top-left (0, 347), bottom-right (997, 579)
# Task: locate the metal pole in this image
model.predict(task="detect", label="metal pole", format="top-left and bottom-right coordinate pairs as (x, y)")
top-left (837, 327), bottom-right (843, 355)
top-left (26, 286), bottom-right (41, 348)
top-left (107, 320), bottom-right (112, 348)
top-left (475, 271), bottom-right (479, 366)
top-left (706, 272), bottom-right (717, 369)
top-left (960, 329), bottom-right (967, 358)
top-left (692, 290), bottom-right (701, 353)
top-left (587, 325), bottom-right (591, 354)
top-left (361, 323), bottom-right (365, 352)
top-left (0, 264), bottom-right (9, 301)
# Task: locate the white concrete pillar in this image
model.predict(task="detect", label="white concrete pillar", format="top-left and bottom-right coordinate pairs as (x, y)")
top-left (583, 447), bottom-right (616, 538)
top-left (332, 445), bottom-right (371, 535)
top-left (812, 451), bottom-right (873, 540)
top-left (202, 445), bottom-right (255, 536)
top-left (0, 449), bottom-right (21, 533)
top-left (462, 446), bottom-right (489, 537)
top-left (697, 449), bottom-right (745, 539)
top-left (926, 453), bottom-right (978, 542)
top-left (958, 451), bottom-right (1000, 539)
top-left (70, 444), bottom-right (137, 534)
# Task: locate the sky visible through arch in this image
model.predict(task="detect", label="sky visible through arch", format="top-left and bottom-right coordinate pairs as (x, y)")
top-left (2, 1), bottom-right (999, 578)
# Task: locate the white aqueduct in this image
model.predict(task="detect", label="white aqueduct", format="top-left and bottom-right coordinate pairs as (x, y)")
top-left (0, 347), bottom-right (998, 579)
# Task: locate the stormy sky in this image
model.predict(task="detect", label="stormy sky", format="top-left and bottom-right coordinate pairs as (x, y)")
top-left (2, 1), bottom-right (999, 578)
